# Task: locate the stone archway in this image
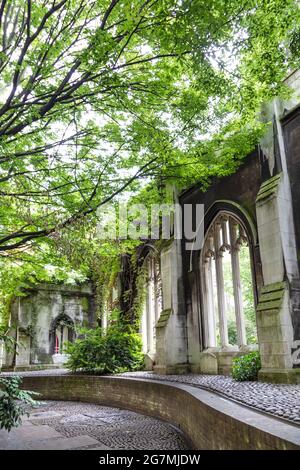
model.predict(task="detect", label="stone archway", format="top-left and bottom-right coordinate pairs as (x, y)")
top-left (200, 210), bottom-right (258, 350)
top-left (49, 314), bottom-right (75, 363)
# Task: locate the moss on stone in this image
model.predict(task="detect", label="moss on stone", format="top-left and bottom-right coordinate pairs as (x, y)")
top-left (260, 281), bottom-right (286, 294)
top-left (80, 297), bottom-right (89, 312)
top-left (258, 368), bottom-right (300, 384)
top-left (257, 282), bottom-right (286, 312)
top-left (256, 173), bottom-right (282, 204)
top-left (156, 309), bottom-right (172, 328)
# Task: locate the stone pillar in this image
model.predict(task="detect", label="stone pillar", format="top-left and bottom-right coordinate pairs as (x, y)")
top-left (154, 239), bottom-right (189, 374)
top-left (203, 258), bottom-right (217, 348)
top-left (213, 223), bottom-right (229, 348)
top-left (140, 259), bottom-right (157, 370)
top-left (141, 302), bottom-right (148, 354)
top-left (15, 329), bottom-right (31, 370)
top-left (153, 261), bottom-right (162, 324)
top-left (229, 220), bottom-right (247, 348)
top-left (0, 340), bottom-right (4, 371)
top-left (256, 173), bottom-right (300, 383)
top-left (146, 274), bottom-right (155, 355)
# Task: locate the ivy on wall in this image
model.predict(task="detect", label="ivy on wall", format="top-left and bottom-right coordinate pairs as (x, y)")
top-left (90, 252), bottom-right (120, 323)
top-left (119, 243), bottom-right (163, 332)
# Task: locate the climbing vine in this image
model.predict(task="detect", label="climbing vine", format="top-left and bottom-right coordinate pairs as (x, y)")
top-left (127, 255), bottom-right (148, 331)
top-left (0, 0), bottom-right (299, 340)
top-left (119, 242), bottom-right (164, 332)
top-left (90, 252), bottom-right (120, 323)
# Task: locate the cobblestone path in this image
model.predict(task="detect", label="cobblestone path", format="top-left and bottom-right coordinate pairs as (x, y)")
top-left (2, 368), bottom-right (300, 425)
top-left (0, 401), bottom-right (188, 450)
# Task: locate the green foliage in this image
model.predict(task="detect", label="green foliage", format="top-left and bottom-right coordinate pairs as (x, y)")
top-left (0, 376), bottom-right (40, 432)
top-left (222, 245), bottom-right (257, 346)
top-left (131, 261), bottom-right (148, 330)
top-left (0, 0), bottom-right (299, 347)
top-left (290, 27), bottom-right (300, 59)
top-left (120, 251), bottom-right (149, 330)
top-left (232, 352), bottom-right (261, 382)
top-left (0, 0), bottom-right (299, 255)
top-left (227, 320), bottom-right (238, 346)
top-left (90, 251), bottom-right (121, 321)
top-left (239, 246), bottom-right (257, 344)
top-left (0, 242), bottom-right (89, 330)
top-left (0, 331), bottom-right (16, 353)
top-left (65, 324), bottom-right (144, 374)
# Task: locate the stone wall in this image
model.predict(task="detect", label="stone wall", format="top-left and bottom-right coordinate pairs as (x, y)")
top-left (19, 375), bottom-right (300, 450)
top-left (4, 283), bottom-right (95, 370)
top-left (166, 70), bottom-right (300, 382)
top-left (154, 239), bottom-right (188, 374)
top-left (179, 153), bottom-right (263, 374)
top-left (254, 70), bottom-right (300, 382)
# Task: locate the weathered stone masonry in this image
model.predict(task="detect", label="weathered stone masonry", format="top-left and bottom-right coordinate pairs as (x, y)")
top-left (141, 70), bottom-right (300, 383)
top-left (2, 283), bottom-right (95, 370)
top-left (3, 72), bottom-right (300, 384)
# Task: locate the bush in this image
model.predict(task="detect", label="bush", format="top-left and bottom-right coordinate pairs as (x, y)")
top-left (0, 376), bottom-right (40, 431)
top-left (65, 325), bottom-right (144, 374)
top-left (232, 351), bottom-right (261, 381)
top-left (0, 330), bottom-right (16, 355)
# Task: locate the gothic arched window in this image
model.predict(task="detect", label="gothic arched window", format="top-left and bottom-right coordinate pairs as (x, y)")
top-left (50, 315), bottom-right (74, 355)
top-left (201, 212), bottom-right (257, 349)
top-left (141, 256), bottom-right (162, 355)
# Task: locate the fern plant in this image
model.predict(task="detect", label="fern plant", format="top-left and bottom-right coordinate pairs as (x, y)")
top-left (0, 376), bottom-right (40, 432)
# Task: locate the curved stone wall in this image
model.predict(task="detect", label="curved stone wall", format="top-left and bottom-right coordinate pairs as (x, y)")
top-left (20, 375), bottom-right (300, 450)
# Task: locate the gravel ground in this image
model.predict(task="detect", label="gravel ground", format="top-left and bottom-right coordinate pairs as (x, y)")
top-left (118, 371), bottom-right (300, 425)
top-left (2, 368), bottom-right (300, 425)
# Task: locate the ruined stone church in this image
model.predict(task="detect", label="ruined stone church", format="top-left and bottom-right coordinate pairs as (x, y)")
top-left (2, 69), bottom-right (300, 384)
top-left (139, 69), bottom-right (300, 384)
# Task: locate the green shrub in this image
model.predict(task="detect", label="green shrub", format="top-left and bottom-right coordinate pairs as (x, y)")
top-left (65, 325), bottom-right (144, 374)
top-left (0, 330), bottom-right (16, 355)
top-left (232, 351), bottom-right (261, 381)
top-left (0, 376), bottom-right (40, 431)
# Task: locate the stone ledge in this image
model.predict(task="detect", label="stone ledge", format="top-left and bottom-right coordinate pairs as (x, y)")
top-left (14, 364), bottom-right (61, 372)
top-left (259, 368), bottom-right (300, 384)
top-left (18, 375), bottom-right (300, 450)
top-left (155, 308), bottom-right (172, 328)
top-left (23, 282), bottom-right (93, 295)
top-left (153, 363), bottom-right (190, 375)
top-left (257, 281), bottom-right (286, 312)
top-left (256, 173), bottom-right (282, 204)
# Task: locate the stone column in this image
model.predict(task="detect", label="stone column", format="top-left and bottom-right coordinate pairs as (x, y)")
top-left (154, 238), bottom-right (189, 374)
top-left (203, 257), bottom-right (217, 348)
top-left (15, 329), bottom-right (31, 370)
top-left (256, 173), bottom-right (300, 383)
top-left (229, 219), bottom-right (247, 348)
top-left (213, 223), bottom-right (229, 348)
top-left (101, 309), bottom-right (108, 330)
top-left (153, 261), bottom-right (162, 324)
top-left (146, 275), bottom-right (154, 355)
top-left (0, 340), bottom-right (4, 371)
top-left (141, 302), bottom-right (148, 354)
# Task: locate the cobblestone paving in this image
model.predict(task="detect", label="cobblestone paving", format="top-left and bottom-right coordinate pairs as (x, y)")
top-left (118, 371), bottom-right (300, 425)
top-left (2, 368), bottom-right (300, 425)
top-left (0, 401), bottom-right (188, 450)
top-left (1, 368), bottom-right (70, 377)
